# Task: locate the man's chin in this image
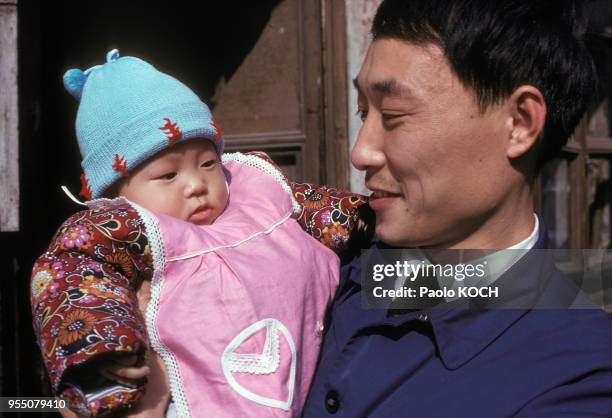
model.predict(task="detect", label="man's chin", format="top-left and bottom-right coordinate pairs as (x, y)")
top-left (375, 220), bottom-right (420, 248)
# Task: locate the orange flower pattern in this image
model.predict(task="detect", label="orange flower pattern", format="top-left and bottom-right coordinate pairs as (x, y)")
top-left (292, 182), bottom-right (369, 254)
top-left (302, 189), bottom-right (331, 212)
top-left (57, 309), bottom-right (96, 346)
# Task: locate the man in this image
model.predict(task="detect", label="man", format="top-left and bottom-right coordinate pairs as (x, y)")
top-left (303, 0), bottom-right (612, 416)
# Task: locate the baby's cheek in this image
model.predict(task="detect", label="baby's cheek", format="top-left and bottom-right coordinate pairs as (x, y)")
top-left (152, 193), bottom-right (184, 220)
top-left (219, 187), bottom-right (230, 212)
top-left (209, 190), bottom-right (229, 224)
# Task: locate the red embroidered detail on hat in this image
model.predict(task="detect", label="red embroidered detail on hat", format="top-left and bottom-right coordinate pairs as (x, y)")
top-left (211, 118), bottom-right (223, 142)
top-left (112, 154), bottom-right (128, 176)
top-left (160, 117), bottom-right (181, 145)
top-left (79, 173), bottom-right (93, 200)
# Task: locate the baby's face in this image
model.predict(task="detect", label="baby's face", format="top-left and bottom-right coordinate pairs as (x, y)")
top-left (116, 140), bottom-right (228, 225)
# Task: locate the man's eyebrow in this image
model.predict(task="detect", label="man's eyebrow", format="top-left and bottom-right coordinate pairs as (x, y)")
top-left (352, 77), bottom-right (416, 100)
top-left (372, 80), bottom-right (415, 99)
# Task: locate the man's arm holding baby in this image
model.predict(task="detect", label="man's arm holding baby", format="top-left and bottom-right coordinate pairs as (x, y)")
top-left (30, 200), bottom-right (155, 416)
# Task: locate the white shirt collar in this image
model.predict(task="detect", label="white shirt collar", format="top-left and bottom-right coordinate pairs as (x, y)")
top-left (441, 213), bottom-right (540, 299)
top-left (508, 214), bottom-right (539, 250)
top-left (395, 214), bottom-right (540, 300)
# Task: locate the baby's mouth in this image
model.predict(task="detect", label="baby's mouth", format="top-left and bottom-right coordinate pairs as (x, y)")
top-left (189, 205), bottom-right (213, 224)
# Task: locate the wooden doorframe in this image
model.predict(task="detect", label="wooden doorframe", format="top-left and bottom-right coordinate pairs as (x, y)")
top-left (301, 0), bottom-right (325, 184)
top-left (321, 0), bottom-right (350, 189)
top-left (219, 0), bottom-right (350, 187)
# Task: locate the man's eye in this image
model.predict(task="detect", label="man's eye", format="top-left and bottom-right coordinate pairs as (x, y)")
top-left (201, 160), bottom-right (217, 168)
top-left (157, 172), bottom-right (176, 180)
top-left (382, 113), bottom-right (405, 123)
top-left (356, 108), bottom-right (368, 122)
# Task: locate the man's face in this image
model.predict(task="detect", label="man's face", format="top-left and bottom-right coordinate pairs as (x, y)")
top-left (353, 39), bottom-right (515, 248)
top-left (117, 140), bottom-right (228, 225)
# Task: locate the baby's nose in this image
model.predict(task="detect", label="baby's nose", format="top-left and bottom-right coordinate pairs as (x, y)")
top-left (185, 176), bottom-right (207, 196)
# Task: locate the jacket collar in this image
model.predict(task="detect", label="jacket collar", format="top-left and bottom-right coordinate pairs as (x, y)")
top-left (349, 216), bottom-right (553, 370)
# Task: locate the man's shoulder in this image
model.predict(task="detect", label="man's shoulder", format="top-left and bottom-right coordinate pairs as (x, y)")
top-left (526, 306), bottom-right (612, 339)
top-left (531, 258), bottom-right (612, 346)
top-left (515, 306), bottom-right (612, 373)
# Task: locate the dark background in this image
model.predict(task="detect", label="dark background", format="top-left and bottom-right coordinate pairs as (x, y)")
top-left (2, 1), bottom-right (281, 414)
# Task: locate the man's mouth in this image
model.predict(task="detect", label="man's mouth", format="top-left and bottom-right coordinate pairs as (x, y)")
top-left (368, 186), bottom-right (402, 211)
top-left (370, 190), bottom-right (402, 199)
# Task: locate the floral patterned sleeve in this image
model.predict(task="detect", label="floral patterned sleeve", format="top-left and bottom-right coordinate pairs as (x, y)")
top-left (30, 199), bottom-right (153, 416)
top-left (290, 182), bottom-right (372, 254)
top-left (244, 151), bottom-right (374, 255)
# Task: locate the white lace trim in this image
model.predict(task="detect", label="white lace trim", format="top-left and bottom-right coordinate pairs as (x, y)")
top-left (127, 201), bottom-right (193, 418)
top-left (222, 152), bottom-right (301, 216)
top-left (85, 196), bottom-right (130, 209)
top-left (221, 318), bottom-right (296, 411)
top-left (225, 320), bottom-right (281, 375)
top-left (166, 212), bottom-right (292, 262)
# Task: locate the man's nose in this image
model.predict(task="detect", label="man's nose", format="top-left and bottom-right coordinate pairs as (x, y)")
top-left (351, 116), bottom-right (386, 171)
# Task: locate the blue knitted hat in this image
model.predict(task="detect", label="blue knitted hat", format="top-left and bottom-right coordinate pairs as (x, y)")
top-left (64, 49), bottom-right (224, 199)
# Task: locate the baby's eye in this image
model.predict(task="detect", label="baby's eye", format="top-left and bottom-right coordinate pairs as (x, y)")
top-left (157, 172), bottom-right (177, 180)
top-left (201, 159), bottom-right (217, 168)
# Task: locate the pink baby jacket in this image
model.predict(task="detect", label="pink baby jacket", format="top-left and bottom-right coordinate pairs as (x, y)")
top-left (136, 152), bottom-right (339, 416)
top-left (30, 152), bottom-right (370, 417)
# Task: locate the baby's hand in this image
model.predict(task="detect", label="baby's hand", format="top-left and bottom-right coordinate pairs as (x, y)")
top-left (117, 351), bottom-right (171, 418)
top-left (98, 353), bottom-right (150, 388)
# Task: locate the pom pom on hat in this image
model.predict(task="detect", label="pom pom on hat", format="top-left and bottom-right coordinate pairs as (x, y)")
top-left (63, 69), bottom-right (88, 100)
top-left (63, 49), bottom-right (121, 101)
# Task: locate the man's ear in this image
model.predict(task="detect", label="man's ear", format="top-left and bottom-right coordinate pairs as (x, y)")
top-left (506, 85), bottom-right (547, 159)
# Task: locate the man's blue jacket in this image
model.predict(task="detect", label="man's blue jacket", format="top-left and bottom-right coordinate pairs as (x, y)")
top-left (303, 224), bottom-right (612, 417)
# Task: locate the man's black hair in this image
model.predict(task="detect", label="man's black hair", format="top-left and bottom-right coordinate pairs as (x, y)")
top-left (372, 0), bottom-right (596, 167)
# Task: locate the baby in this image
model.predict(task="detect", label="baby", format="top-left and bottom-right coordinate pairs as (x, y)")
top-left (30, 50), bottom-right (370, 417)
